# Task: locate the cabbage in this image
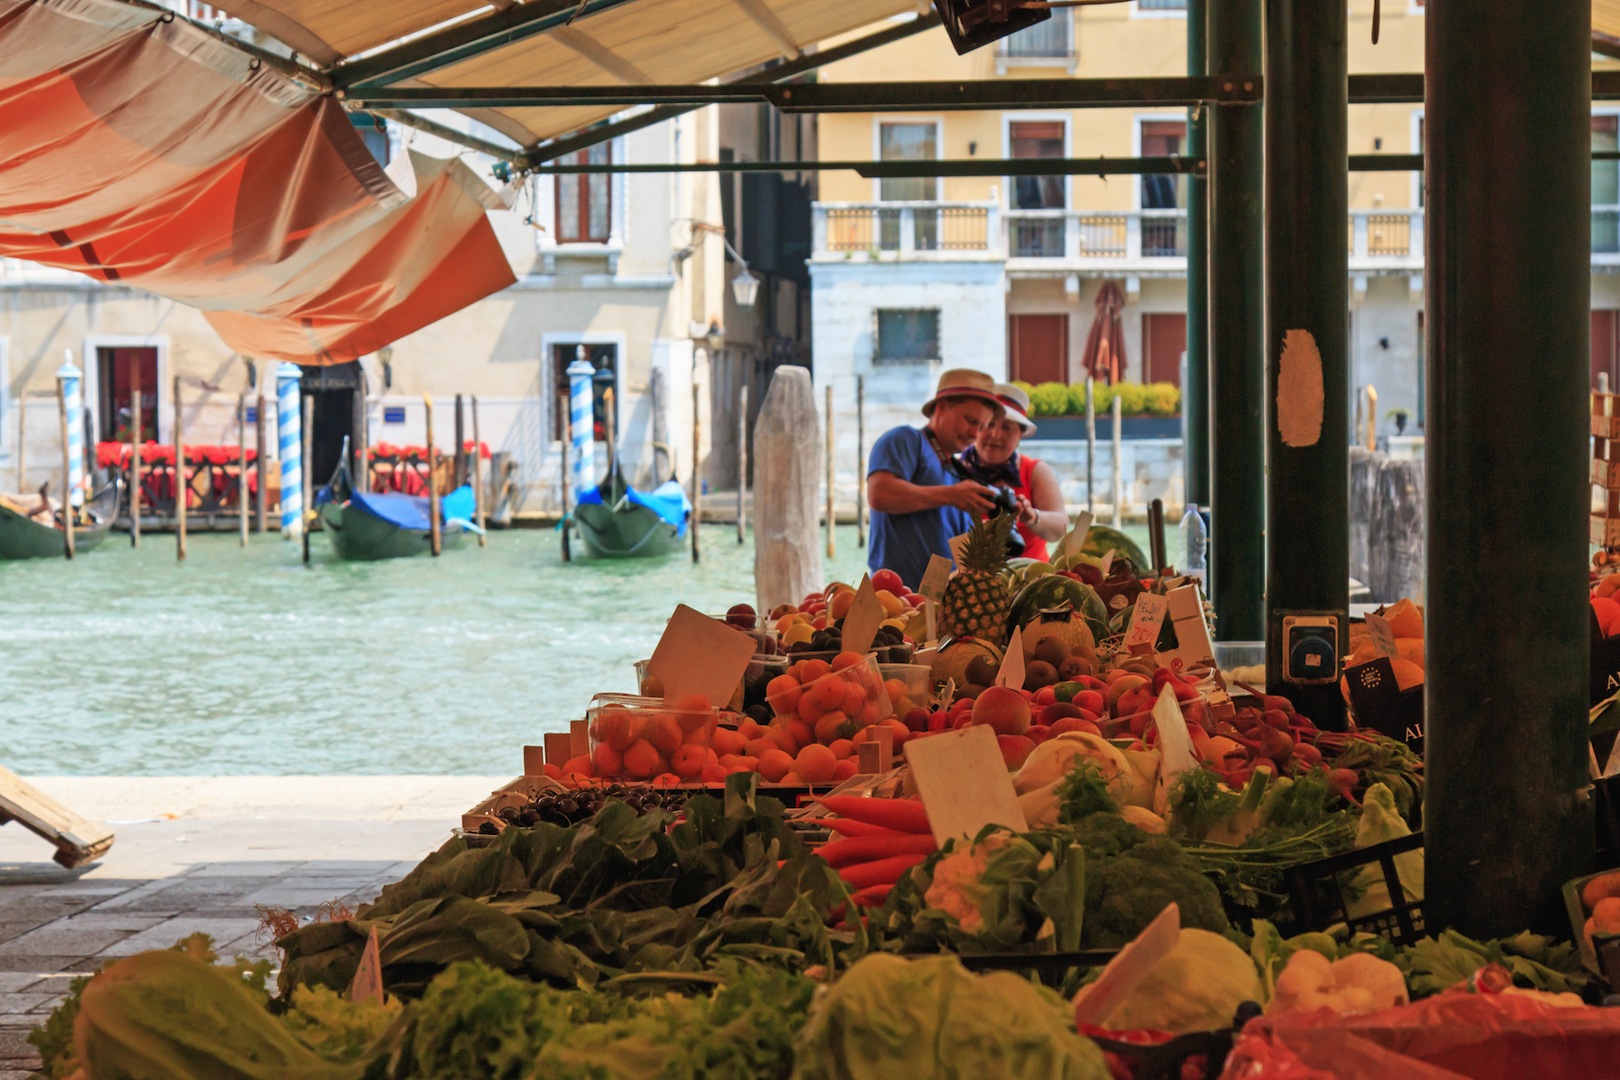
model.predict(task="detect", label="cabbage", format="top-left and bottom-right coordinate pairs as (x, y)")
top-left (1076, 928), bottom-right (1262, 1034)
top-left (795, 953), bottom-right (1109, 1080)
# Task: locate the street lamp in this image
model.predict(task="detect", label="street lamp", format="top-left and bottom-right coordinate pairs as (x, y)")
top-left (730, 266), bottom-right (759, 308)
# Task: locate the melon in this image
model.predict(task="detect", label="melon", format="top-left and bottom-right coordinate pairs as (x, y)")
top-left (1007, 576), bottom-right (1109, 642)
top-left (1080, 524), bottom-right (1150, 572)
top-left (930, 637), bottom-right (1004, 690)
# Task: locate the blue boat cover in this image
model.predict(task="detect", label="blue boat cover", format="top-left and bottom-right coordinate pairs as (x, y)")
top-left (340, 485), bottom-right (476, 531)
top-left (578, 478), bottom-right (692, 537)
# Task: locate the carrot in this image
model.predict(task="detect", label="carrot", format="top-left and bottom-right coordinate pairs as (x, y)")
top-left (818, 833), bottom-right (937, 868)
top-left (821, 817), bottom-right (900, 838)
top-left (815, 794), bottom-right (930, 834)
top-left (850, 883), bottom-right (893, 908)
top-left (837, 852), bottom-right (928, 890)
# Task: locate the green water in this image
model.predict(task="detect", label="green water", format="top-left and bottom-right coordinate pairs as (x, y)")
top-left (0, 522), bottom-right (1154, 775)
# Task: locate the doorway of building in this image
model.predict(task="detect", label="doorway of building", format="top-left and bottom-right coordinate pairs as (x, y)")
top-left (300, 362), bottom-right (361, 489)
top-left (1142, 313), bottom-right (1187, 386)
top-left (549, 343), bottom-right (619, 443)
top-left (96, 346), bottom-right (158, 442)
top-left (1008, 313), bottom-right (1069, 384)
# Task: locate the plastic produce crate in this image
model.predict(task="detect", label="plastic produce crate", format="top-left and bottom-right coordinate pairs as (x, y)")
top-left (1283, 831), bottom-right (1426, 945)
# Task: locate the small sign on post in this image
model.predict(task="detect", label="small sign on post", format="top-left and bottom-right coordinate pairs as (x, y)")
top-left (841, 576), bottom-right (885, 658)
top-left (905, 725), bottom-right (1028, 846)
top-left (647, 604), bottom-right (756, 707)
top-left (995, 625), bottom-right (1026, 689)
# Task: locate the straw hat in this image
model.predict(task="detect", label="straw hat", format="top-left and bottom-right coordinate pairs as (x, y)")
top-left (921, 368), bottom-right (1001, 417)
top-left (993, 382), bottom-right (1038, 434)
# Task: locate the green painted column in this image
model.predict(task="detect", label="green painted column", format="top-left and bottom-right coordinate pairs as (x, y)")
top-left (1425, 0), bottom-right (1593, 934)
top-left (1263, 0), bottom-right (1348, 728)
top-left (1184, 0), bottom-right (1210, 512)
top-left (1206, 0), bottom-right (1265, 640)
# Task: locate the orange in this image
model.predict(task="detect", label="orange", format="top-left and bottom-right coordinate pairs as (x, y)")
top-left (814, 710), bottom-right (855, 744)
top-left (1594, 596), bottom-right (1620, 630)
top-left (560, 754), bottom-right (594, 776)
top-left (783, 718), bottom-right (815, 750)
top-left (711, 727), bottom-right (748, 756)
top-left (832, 651), bottom-right (864, 671)
top-left (738, 719), bottom-right (766, 740)
top-left (829, 590), bottom-right (855, 620)
top-left (644, 713), bottom-right (682, 754)
top-left (884, 678), bottom-right (911, 705)
top-left (671, 692), bottom-right (712, 713)
top-left (1383, 598), bottom-right (1423, 639)
top-left (744, 737), bottom-right (777, 759)
top-left (842, 680), bottom-right (870, 715)
top-left (795, 743), bottom-right (837, 783)
top-left (592, 742), bottom-right (624, 776)
top-left (1394, 637), bottom-right (1425, 668)
top-left (779, 771), bottom-right (803, 785)
top-left (701, 763), bottom-right (731, 783)
top-left (651, 773), bottom-right (682, 788)
top-left (622, 739), bottom-right (663, 779)
top-left (757, 748), bottom-right (794, 782)
top-left (831, 759), bottom-right (858, 781)
top-left (828, 738), bottom-right (856, 760)
top-left (1389, 659), bottom-right (1425, 691)
top-left (797, 659), bottom-right (833, 683)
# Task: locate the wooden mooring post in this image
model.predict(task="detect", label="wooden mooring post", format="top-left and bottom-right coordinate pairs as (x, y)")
top-left (425, 393), bottom-right (442, 557)
top-left (824, 384), bottom-right (835, 559)
top-left (471, 396), bottom-right (487, 546)
top-left (855, 375), bottom-right (866, 548)
top-left (129, 385), bottom-right (141, 548)
top-left (254, 392), bottom-right (267, 533)
top-left (55, 378), bottom-right (73, 559)
top-left (690, 384), bottom-right (701, 564)
top-left (174, 375), bottom-right (187, 562)
top-left (237, 393), bottom-right (249, 546)
top-left (736, 383), bottom-right (747, 545)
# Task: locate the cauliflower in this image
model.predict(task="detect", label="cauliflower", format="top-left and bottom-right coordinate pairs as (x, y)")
top-left (924, 836), bottom-right (1008, 933)
top-left (1077, 928), bottom-right (1262, 1034)
top-left (1268, 949), bottom-right (1408, 1016)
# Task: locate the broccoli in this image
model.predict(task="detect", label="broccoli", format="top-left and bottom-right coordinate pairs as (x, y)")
top-left (1082, 839), bottom-right (1230, 949)
top-left (1063, 812), bottom-right (1144, 859)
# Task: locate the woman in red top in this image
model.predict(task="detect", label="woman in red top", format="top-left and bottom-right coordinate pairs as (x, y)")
top-left (958, 383), bottom-right (1068, 562)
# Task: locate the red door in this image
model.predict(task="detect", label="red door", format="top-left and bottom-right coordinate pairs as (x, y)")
top-left (1008, 314), bottom-right (1069, 384)
top-left (1594, 310), bottom-right (1619, 390)
top-left (1142, 313), bottom-right (1187, 386)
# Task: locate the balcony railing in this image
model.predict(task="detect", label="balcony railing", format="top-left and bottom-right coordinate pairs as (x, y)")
top-left (1005, 208), bottom-right (1188, 261)
top-left (1348, 210), bottom-right (1423, 265)
top-left (817, 201), bottom-right (998, 257)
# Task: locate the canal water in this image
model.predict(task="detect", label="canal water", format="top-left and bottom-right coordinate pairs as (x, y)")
top-left (0, 522), bottom-right (1150, 775)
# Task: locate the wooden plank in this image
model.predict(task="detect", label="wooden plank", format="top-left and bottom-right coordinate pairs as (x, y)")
top-left (0, 765), bottom-right (114, 868)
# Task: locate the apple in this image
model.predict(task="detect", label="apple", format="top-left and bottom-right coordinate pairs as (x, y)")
top-left (970, 685), bottom-right (1032, 736)
top-left (872, 568), bottom-right (905, 594)
top-left (996, 734), bottom-right (1037, 770)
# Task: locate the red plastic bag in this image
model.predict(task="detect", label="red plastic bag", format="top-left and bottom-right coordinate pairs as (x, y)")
top-left (1220, 993), bottom-right (1620, 1080)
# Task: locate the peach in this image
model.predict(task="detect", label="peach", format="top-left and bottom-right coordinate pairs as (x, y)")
top-left (672, 692), bottom-right (712, 713)
top-left (804, 677), bottom-right (848, 715)
top-left (997, 734), bottom-right (1037, 770)
top-left (644, 713), bottom-right (682, 754)
top-left (711, 727), bottom-right (748, 756)
top-left (829, 590), bottom-right (855, 620)
top-left (563, 771), bottom-right (595, 788)
top-left (780, 771), bottom-right (804, 785)
top-left (832, 759), bottom-right (858, 781)
top-left (671, 744), bottom-right (707, 779)
top-left (592, 742), bottom-right (624, 776)
top-left (842, 680), bottom-right (870, 715)
top-left (1038, 702), bottom-right (1084, 726)
top-left (1073, 690), bottom-right (1106, 715)
top-left (783, 717), bottom-right (815, 748)
top-left (970, 685), bottom-right (1032, 736)
top-left (592, 706), bottom-right (636, 751)
top-left (881, 718), bottom-right (912, 748)
top-left (736, 755), bottom-right (759, 771)
top-left (766, 675), bottom-right (802, 713)
top-left (1048, 716), bottom-right (1102, 737)
top-left (828, 738), bottom-right (856, 760)
top-left (701, 763), bottom-right (731, 783)
top-left (757, 748), bottom-right (795, 782)
top-left (744, 737), bottom-right (777, 759)
top-left (795, 743), bottom-right (838, 783)
top-left (622, 739), bottom-right (662, 779)
top-left (560, 754), bottom-right (594, 776)
top-left (797, 659), bottom-right (833, 683)
top-left (738, 719), bottom-right (767, 740)
top-left (832, 651), bottom-right (865, 671)
top-left (651, 773), bottom-right (682, 788)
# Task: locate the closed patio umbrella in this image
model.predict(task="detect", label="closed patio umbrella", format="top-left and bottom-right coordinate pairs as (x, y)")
top-left (1080, 280), bottom-right (1129, 384)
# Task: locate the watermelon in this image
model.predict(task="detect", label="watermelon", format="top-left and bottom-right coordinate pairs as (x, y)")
top-left (1007, 576), bottom-right (1109, 642)
top-left (1081, 524), bottom-right (1150, 572)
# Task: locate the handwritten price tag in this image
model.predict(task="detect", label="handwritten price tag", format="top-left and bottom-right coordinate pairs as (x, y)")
top-left (1123, 594), bottom-right (1169, 654)
top-left (1365, 612), bottom-right (1397, 658)
top-left (918, 555), bottom-right (952, 603)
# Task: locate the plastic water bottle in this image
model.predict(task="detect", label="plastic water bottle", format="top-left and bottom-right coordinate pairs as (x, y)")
top-left (1181, 502), bottom-right (1207, 581)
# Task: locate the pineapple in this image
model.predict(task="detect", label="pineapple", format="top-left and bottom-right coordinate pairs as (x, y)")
top-left (940, 515), bottom-right (1014, 647)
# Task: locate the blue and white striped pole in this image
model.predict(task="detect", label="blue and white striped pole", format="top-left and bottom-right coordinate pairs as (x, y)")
top-left (56, 352), bottom-right (83, 508)
top-left (566, 353), bottom-right (596, 506)
top-left (276, 362), bottom-right (303, 538)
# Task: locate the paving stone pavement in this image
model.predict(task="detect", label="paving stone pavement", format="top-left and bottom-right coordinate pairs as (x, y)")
top-left (0, 775), bottom-right (505, 1077)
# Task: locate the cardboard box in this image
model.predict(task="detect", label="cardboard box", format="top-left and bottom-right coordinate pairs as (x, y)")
top-left (1344, 656), bottom-right (1423, 754)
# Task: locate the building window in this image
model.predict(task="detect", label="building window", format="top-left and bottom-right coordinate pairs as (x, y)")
top-left (1596, 117), bottom-right (1619, 253)
top-left (1010, 122), bottom-right (1065, 210)
top-left (96, 347), bottom-right (159, 443)
top-left (874, 309), bottom-right (940, 364)
top-left (1137, 0), bottom-right (1186, 10)
top-left (878, 122), bottom-right (939, 250)
top-left (999, 9), bottom-right (1072, 57)
top-left (549, 342), bottom-right (618, 440)
top-left (555, 143), bottom-right (611, 243)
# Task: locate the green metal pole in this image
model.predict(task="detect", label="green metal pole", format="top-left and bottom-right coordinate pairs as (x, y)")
top-left (1184, 0), bottom-right (1210, 513)
top-left (1206, 0), bottom-right (1265, 640)
top-left (1263, 0), bottom-right (1348, 728)
top-left (1425, 0), bottom-right (1593, 935)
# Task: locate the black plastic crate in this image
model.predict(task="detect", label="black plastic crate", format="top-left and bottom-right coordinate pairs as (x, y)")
top-left (1283, 831), bottom-right (1425, 945)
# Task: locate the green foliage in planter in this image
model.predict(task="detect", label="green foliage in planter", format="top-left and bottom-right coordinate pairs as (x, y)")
top-left (1113, 383), bottom-right (1148, 416)
top-left (1072, 381), bottom-right (1111, 417)
top-left (1142, 382), bottom-right (1181, 417)
top-left (1029, 382), bottom-right (1072, 417)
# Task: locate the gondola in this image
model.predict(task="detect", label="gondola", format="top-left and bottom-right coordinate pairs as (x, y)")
top-left (0, 479), bottom-right (121, 560)
top-left (314, 455), bottom-right (478, 561)
top-left (571, 462), bottom-right (691, 559)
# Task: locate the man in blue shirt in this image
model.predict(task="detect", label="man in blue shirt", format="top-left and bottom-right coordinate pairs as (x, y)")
top-left (866, 368), bottom-right (1001, 589)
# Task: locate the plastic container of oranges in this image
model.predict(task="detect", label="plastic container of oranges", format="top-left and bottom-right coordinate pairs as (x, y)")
top-left (587, 696), bottom-right (721, 782)
top-left (765, 653), bottom-right (891, 733)
top-left (878, 663), bottom-right (934, 713)
top-left (632, 656), bottom-right (787, 711)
